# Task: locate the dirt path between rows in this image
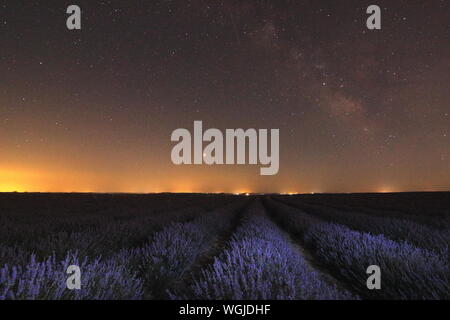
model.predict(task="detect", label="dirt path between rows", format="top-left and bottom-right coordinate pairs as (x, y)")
top-left (164, 198), bottom-right (251, 298)
top-left (261, 197), bottom-right (358, 297)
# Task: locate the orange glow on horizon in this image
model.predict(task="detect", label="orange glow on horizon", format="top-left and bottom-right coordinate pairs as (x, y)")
top-left (376, 186), bottom-right (396, 193)
top-left (0, 165), bottom-right (448, 194)
top-left (0, 184), bottom-right (25, 192)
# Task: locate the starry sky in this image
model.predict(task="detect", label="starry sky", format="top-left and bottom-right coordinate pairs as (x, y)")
top-left (0, 0), bottom-right (449, 193)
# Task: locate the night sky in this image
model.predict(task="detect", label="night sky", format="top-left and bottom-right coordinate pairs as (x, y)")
top-left (1, 0), bottom-right (449, 193)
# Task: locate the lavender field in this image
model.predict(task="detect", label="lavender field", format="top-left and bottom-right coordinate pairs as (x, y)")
top-left (0, 193), bottom-right (448, 300)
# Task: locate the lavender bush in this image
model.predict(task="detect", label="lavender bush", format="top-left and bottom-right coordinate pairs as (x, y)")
top-left (304, 222), bottom-right (450, 299)
top-left (0, 253), bottom-right (143, 300)
top-left (278, 197), bottom-right (449, 258)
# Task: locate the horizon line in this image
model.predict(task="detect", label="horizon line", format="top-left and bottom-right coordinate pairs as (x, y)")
top-left (1, 190), bottom-right (449, 195)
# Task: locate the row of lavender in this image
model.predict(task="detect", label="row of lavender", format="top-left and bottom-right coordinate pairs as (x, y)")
top-left (295, 198), bottom-right (448, 230)
top-left (276, 196), bottom-right (449, 258)
top-left (0, 198), bottom-right (242, 299)
top-left (119, 200), bottom-right (244, 298)
top-left (265, 198), bottom-right (449, 299)
top-left (288, 193), bottom-right (450, 223)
